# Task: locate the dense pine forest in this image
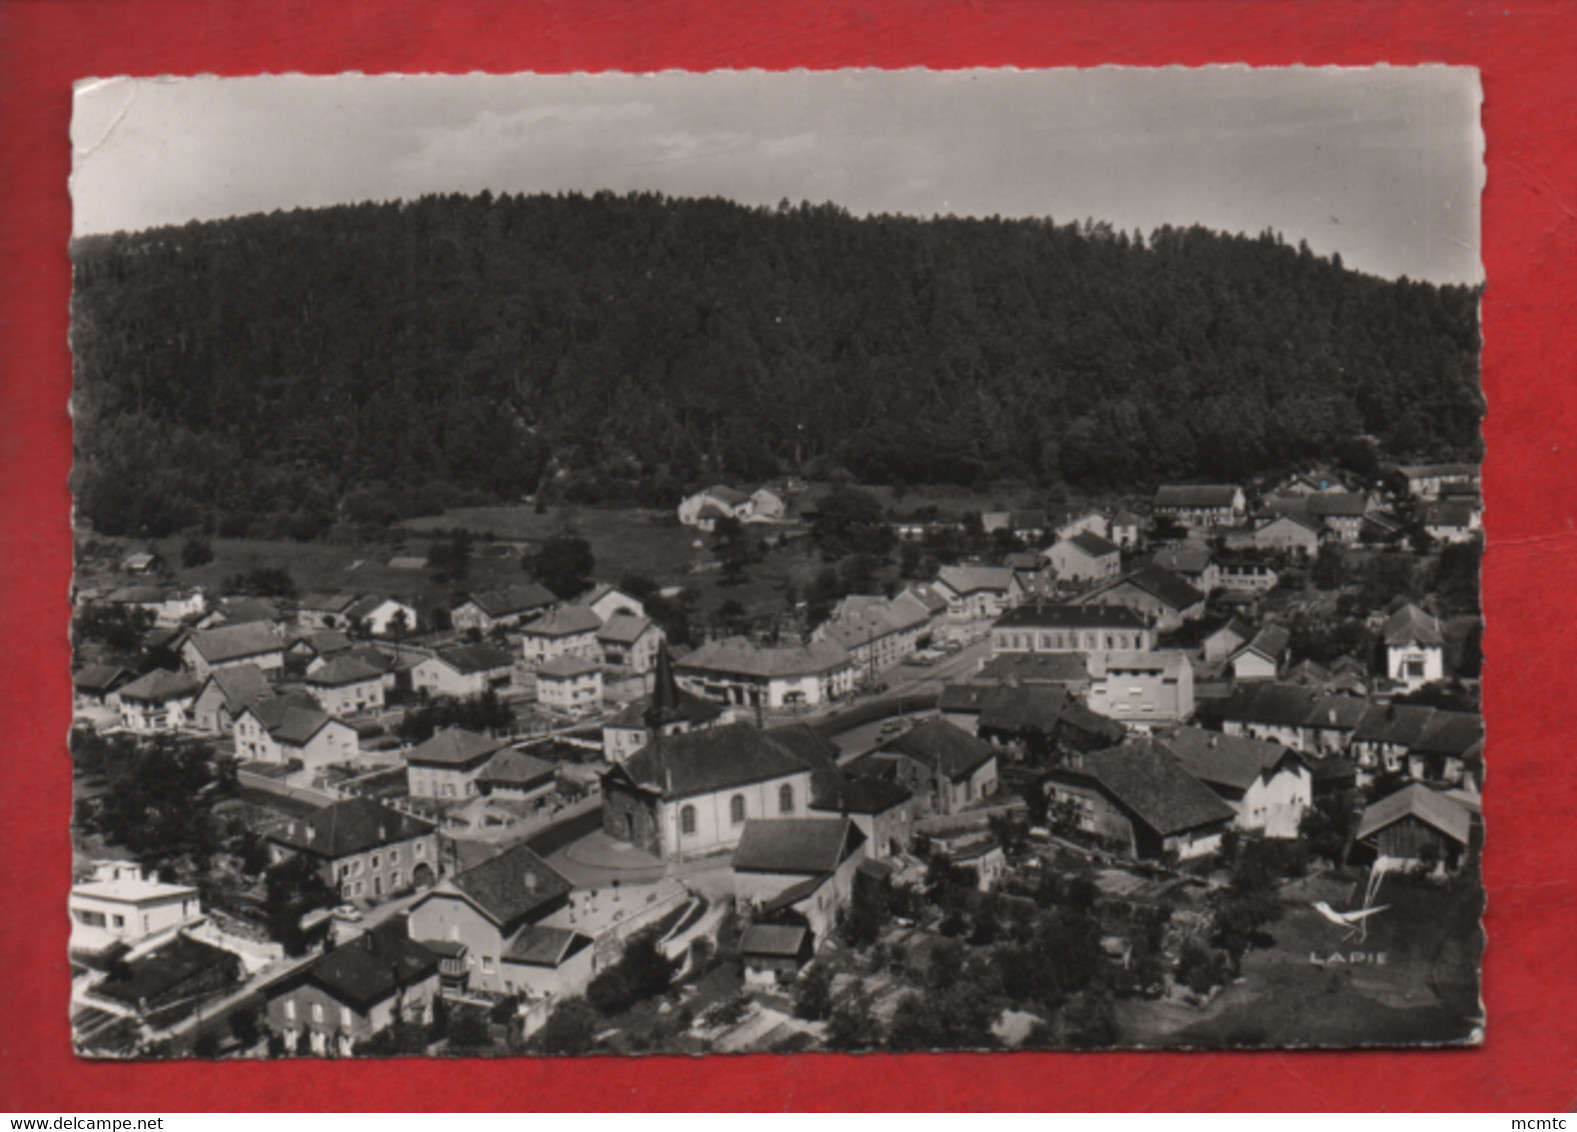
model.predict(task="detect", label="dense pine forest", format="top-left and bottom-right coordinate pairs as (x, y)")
top-left (70, 191), bottom-right (1482, 539)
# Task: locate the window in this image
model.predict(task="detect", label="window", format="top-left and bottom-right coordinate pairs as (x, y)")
top-left (680, 805), bottom-right (697, 835)
top-left (482, 956), bottom-right (494, 973)
top-left (111, 915), bottom-right (124, 929)
top-left (371, 855), bottom-right (380, 869)
top-left (391, 869), bottom-right (401, 888)
top-left (415, 842), bottom-right (425, 859)
top-left (340, 1006), bottom-right (353, 1027)
top-left (730, 795), bottom-right (746, 826)
top-left (284, 1000), bottom-right (296, 1021)
top-left (778, 784), bottom-right (794, 814)
top-left (312, 1003), bottom-right (324, 1023)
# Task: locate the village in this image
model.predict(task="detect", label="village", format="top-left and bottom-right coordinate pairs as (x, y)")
top-left (67, 457), bottom-right (1484, 1056)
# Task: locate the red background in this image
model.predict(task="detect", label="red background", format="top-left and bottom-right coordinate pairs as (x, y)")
top-left (2, 0), bottom-right (1573, 1112)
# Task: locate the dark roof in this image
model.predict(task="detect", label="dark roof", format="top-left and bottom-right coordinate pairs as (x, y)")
top-left (1307, 694), bottom-right (1369, 731)
top-left (198, 665), bottom-right (274, 712)
top-left (1354, 783), bottom-right (1471, 846)
top-left (74, 664), bottom-right (131, 692)
top-left (973, 652), bottom-right (1091, 686)
top-left (1057, 699), bottom-right (1129, 743)
top-left (978, 684), bottom-right (1072, 736)
top-left (241, 691), bottom-right (322, 734)
top-left (405, 727), bottom-right (509, 768)
top-left (613, 722), bottom-right (812, 801)
top-left (738, 923), bottom-right (810, 959)
top-left (1208, 617), bottom-right (1255, 645)
top-left (764, 723), bottom-right (845, 806)
top-left (1383, 603), bottom-right (1445, 648)
top-left (1234, 623), bottom-right (1291, 662)
top-left (1423, 501), bottom-right (1477, 529)
top-left (266, 796), bottom-right (433, 859)
top-left (461, 583), bottom-right (557, 619)
top-left (596, 612), bottom-right (655, 645)
top-left (1154, 484), bottom-right (1241, 509)
top-left (1257, 512), bottom-right (1324, 537)
top-left (443, 841), bottom-right (573, 930)
top-left (603, 690), bottom-right (723, 732)
top-left (299, 593), bottom-right (358, 614)
top-left (993, 602), bottom-right (1148, 631)
top-left (731, 817), bottom-right (863, 875)
top-left (1352, 703), bottom-right (1438, 747)
top-left (537, 654), bottom-right (601, 679)
top-left (477, 747), bottom-right (558, 790)
top-left (288, 627), bottom-right (355, 656)
top-left (1305, 492), bottom-right (1369, 518)
top-left (1157, 727), bottom-right (1296, 792)
top-left (1214, 682), bottom-right (1319, 728)
top-left (1399, 462), bottom-right (1479, 479)
top-left (212, 597), bottom-right (281, 625)
top-left (1066, 530), bottom-right (1121, 558)
top-left (1057, 742), bottom-right (1235, 837)
top-left (1408, 711), bottom-right (1484, 758)
top-left (266, 705), bottom-right (338, 745)
top-left (118, 668), bottom-right (201, 703)
top-left (677, 636), bottom-right (851, 679)
top-left (293, 923), bottom-right (439, 1013)
top-left (187, 622), bottom-right (286, 664)
top-left (344, 644), bottom-right (400, 674)
top-left (879, 718), bottom-right (998, 780)
top-left (93, 935), bottom-right (237, 1009)
top-left (306, 655), bottom-right (386, 687)
top-left (935, 564), bottom-right (1015, 596)
top-left (503, 925), bottom-right (586, 967)
top-left (1151, 544), bottom-right (1216, 575)
top-left (1104, 565), bottom-right (1204, 611)
top-left (522, 607), bottom-right (604, 638)
top-left (810, 773), bottom-right (913, 816)
top-left (433, 642), bottom-right (515, 674)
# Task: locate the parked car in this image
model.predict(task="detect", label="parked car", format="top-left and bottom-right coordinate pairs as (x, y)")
top-left (332, 904), bottom-right (363, 922)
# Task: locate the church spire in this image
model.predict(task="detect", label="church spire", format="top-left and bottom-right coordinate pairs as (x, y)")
top-left (644, 640), bottom-right (684, 730)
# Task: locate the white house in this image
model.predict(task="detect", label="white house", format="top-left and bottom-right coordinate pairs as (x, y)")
top-left (989, 602), bottom-right (1154, 655)
top-left (535, 655), bottom-right (604, 717)
top-left (345, 596), bottom-right (420, 638)
top-left (933, 564), bottom-right (1019, 621)
top-left (595, 613), bottom-right (665, 672)
top-left (304, 655), bottom-right (388, 716)
top-left (675, 637), bottom-right (855, 710)
top-left (1158, 727), bottom-right (1312, 839)
top-left (296, 594), bottom-right (360, 631)
top-left (1383, 603), bottom-right (1446, 691)
top-left (1086, 649), bottom-right (1195, 728)
top-left (1152, 484), bottom-right (1246, 529)
top-left (1046, 531), bottom-right (1123, 585)
top-left (403, 728), bottom-right (510, 800)
top-left (450, 584), bottom-right (557, 635)
top-left (411, 643), bottom-right (517, 698)
top-left (234, 697), bottom-right (359, 771)
top-left (519, 607), bottom-right (604, 669)
top-left (677, 485), bottom-right (753, 530)
top-left (576, 584), bottom-right (646, 624)
top-left (1227, 624), bottom-right (1291, 683)
top-left (1423, 501), bottom-right (1482, 545)
top-left (812, 592), bottom-right (931, 673)
top-left (116, 669), bottom-right (201, 733)
top-left (188, 664), bottom-right (275, 735)
top-left (180, 622), bottom-right (287, 680)
top-left (69, 861), bottom-right (202, 956)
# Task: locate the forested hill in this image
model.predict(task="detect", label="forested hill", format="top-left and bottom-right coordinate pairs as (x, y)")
top-left (70, 191), bottom-right (1482, 539)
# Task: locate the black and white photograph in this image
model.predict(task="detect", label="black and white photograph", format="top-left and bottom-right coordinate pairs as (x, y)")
top-left (66, 66), bottom-right (1484, 1058)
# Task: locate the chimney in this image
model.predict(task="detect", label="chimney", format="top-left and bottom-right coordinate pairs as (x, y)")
top-left (378, 824), bottom-right (387, 840)
top-left (1208, 736), bottom-right (1217, 748)
top-left (524, 869), bottom-right (539, 894)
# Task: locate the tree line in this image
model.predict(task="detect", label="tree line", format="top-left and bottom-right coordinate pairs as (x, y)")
top-left (71, 191), bottom-right (1482, 538)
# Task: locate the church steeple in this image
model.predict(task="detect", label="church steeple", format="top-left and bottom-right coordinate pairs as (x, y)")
top-left (644, 640), bottom-right (684, 730)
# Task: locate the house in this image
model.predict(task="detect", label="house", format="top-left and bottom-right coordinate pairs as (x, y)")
top-left (738, 924), bottom-right (814, 987)
top-left (1042, 741), bottom-right (1235, 860)
top-left (264, 922), bottom-right (441, 1057)
top-left (971, 651), bottom-right (1093, 693)
top-left (234, 697), bottom-right (359, 771)
top-left (675, 636), bottom-right (855, 709)
top-left (403, 727), bottom-right (511, 800)
top-left (305, 655), bottom-right (387, 717)
top-left (1305, 693), bottom-right (1371, 755)
top-left (849, 719), bottom-right (999, 817)
top-left (1423, 500), bottom-right (1482, 544)
top-left (1086, 649), bottom-right (1195, 728)
top-left (1150, 544), bottom-right (1220, 595)
top-left (1051, 508), bottom-right (1110, 544)
top-left (297, 594), bottom-right (361, 631)
top-left (599, 722), bottom-right (819, 860)
top-left (265, 796), bottom-right (440, 901)
top-left (577, 584), bottom-right (647, 624)
top-left (116, 668), bottom-right (201, 732)
top-left (73, 664), bottom-right (131, 710)
top-left (732, 817), bottom-right (868, 942)
top-left (84, 934), bottom-right (241, 1024)
top-left (1353, 783), bottom-right (1472, 870)
top-left (1277, 469), bottom-right (1346, 495)
top-left (594, 613), bottom-right (664, 673)
top-left (1382, 603), bottom-right (1445, 691)
top-left (1406, 711), bottom-right (1484, 788)
top-left (345, 596), bottom-right (420, 638)
top-left (284, 627), bottom-right (356, 671)
top-left (1108, 509), bottom-right (1143, 549)
top-left (121, 551), bottom-right (161, 574)
top-left (600, 649), bottom-right (727, 764)
top-left (406, 841), bottom-right (591, 1000)
top-left (1157, 727), bottom-right (1311, 838)
top-left (813, 592), bottom-right (931, 672)
top-left (750, 486), bottom-right (789, 521)
top-left (450, 583), bottom-right (557, 635)
top-left (411, 642), bottom-right (517, 698)
top-left (69, 860), bottom-right (202, 956)
top-left (1152, 484), bottom-right (1246, 529)
top-left (990, 601), bottom-right (1154, 655)
top-left (678, 484), bottom-right (754, 528)
top-left (1305, 492), bottom-right (1371, 543)
top-left (924, 829), bottom-right (1007, 892)
top-left (1046, 530), bottom-right (1123, 585)
top-left (1202, 616), bottom-right (1255, 663)
top-left (188, 664), bottom-right (275, 734)
top-left (519, 606), bottom-right (604, 669)
top-left (196, 596), bottom-right (283, 630)
top-left (1228, 623), bottom-right (1291, 682)
top-left (1252, 513), bottom-right (1324, 557)
top-left (1359, 510), bottom-right (1408, 546)
top-left (1079, 565), bottom-right (1205, 631)
top-left (933, 564), bottom-right (1020, 621)
top-left (1397, 462), bottom-right (1480, 500)
top-left (476, 747), bottom-right (559, 805)
top-left (104, 585), bottom-right (206, 626)
top-left (1217, 557), bottom-right (1279, 593)
top-left (1212, 682), bottom-right (1320, 751)
top-left (318, 644), bottom-right (404, 694)
top-left (809, 774), bottom-right (916, 860)
top-left (180, 622), bottom-right (287, 679)
top-left (535, 654), bottom-right (603, 717)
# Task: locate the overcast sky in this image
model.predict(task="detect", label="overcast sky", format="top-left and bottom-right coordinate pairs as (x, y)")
top-left (71, 67), bottom-right (1483, 284)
